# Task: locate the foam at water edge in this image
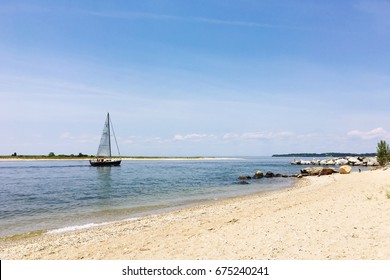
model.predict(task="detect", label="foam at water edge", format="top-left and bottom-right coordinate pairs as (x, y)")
top-left (46, 222), bottom-right (110, 235)
top-left (45, 217), bottom-right (142, 235)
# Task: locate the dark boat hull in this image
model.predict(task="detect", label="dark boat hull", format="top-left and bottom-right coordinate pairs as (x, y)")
top-left (89, 160), bottom-right (121, 167)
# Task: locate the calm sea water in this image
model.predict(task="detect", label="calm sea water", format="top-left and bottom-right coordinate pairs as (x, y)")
top-left (0, 157), bottom-right (306, 237)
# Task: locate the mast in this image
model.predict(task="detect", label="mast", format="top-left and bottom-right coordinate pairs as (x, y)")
top-left (107, 112), bottom-right (111, 157)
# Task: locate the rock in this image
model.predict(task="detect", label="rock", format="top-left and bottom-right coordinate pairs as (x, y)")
top-left (292, 156), bottom-right (379, 167)
top-left (347, 157), bottom-right (360, 165)
top-left (339, 165), bottom-right (352, 174)
top-left (265, 171), bottom-right (274, 178)
top-left (335, 158), bottom-right (349, 165)
top-left (239, 175), bottom-right (252, 180)
top-left (301, 167), bottom-right (323, 176)
top-left (326, 160), bottom-right (335, 165)
top-left (311, 159), bottom-right (321, 165)
top-left (253, 171), bottom-right (263, 179)
top-left (238, 180), bottom-right (249, 185)
top-left (320, 168), bottom-right (335, 175)
top-left (296, 174), bottom-right (303, 178)
top-left (366, 158), bottom-right (379, 166)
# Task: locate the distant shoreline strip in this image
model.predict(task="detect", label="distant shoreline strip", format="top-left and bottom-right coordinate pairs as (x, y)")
top-left (0, 157), bottom-right (244, 161)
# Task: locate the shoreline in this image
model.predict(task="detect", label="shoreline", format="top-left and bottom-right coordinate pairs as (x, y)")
top-left (1, 168), bottom-right (390, 259)
top-left (0, 181), bottom-right (295, 241)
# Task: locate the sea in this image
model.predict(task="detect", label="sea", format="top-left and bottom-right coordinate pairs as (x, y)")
top-left (0, 157), bottom-right (327, 238)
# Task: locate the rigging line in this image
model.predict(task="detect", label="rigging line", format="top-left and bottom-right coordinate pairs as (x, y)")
top-left (110, 117), bottom-right (121, 157)
top-left (108, 113), bottom-right (111, 157)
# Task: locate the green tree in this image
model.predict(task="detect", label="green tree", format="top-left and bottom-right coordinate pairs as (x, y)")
top-left (376, 140), bottom-right (390, 166)
top-left (48, 152), bottom-right (55, 157)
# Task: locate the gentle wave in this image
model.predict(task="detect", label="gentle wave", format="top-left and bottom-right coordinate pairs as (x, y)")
top-left (46, 222), bottom-right (112, 234)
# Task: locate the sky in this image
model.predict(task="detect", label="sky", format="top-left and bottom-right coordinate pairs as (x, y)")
top-left (1, 0), bottom-right (390, 156)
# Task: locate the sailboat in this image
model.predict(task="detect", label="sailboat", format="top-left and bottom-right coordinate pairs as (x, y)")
top-left (90, 113), bottom-right (122, 167)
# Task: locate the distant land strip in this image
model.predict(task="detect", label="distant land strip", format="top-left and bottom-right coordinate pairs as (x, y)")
top-left (0, 155), bottom-right (214, 160)
top-left (272, 153), bottom-right (376, 158)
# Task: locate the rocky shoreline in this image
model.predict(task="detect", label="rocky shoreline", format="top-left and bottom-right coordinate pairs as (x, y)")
top-left (238, 166), bottom-right (347, 183)
top-left (238, 157), bottom-right (379, 183)
top-left (291, 156), bottom-right (379, 166)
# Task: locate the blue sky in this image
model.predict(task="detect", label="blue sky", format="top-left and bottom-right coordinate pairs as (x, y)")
top-left (1, 0), bottom-right (390, 156)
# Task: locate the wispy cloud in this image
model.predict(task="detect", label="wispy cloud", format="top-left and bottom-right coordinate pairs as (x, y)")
top-left (223, 131), bottom-right (294, 141)
top-left (131, 131), bottom-right (302, 144)
top-left (347, 127), bottom-right (390, 140)
top-left (85, 11), bottom-right (181, 21)
top-left (0, 74), bottom-right (119, 99)
top-left (174, 133), bottom-right (216, 142)
top-left (145, 137), bottom-right (172, 144)
top-left (357, 0), bottom-right (390, 25)
top-left (191, 17), bottom-right (276, 28)
top-left (0, 4), bottom-right (296, 29)
top-left (59, 132), bottom-right (98, 144)
top-left (84, 10), bottom-right (289, 29)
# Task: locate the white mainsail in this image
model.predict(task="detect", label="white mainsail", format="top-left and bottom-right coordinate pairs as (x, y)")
top-left (96, 114), bottom-right (111, 157)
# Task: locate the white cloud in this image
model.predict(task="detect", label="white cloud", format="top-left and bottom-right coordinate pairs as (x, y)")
top-left (192, 17), bottom-right (276, 28)
top-left (59, 132), bottom-right (72, 140)
top-left (347, 127), bottom-right (389, 140)
top-left (59, 132), bottom-right (97, 144)
top-left (223, 131), bottom-right (294, 141)
top-left (85, 11), bottom-right (292, 29)
top-left (122, 139), bottom-right (136, 144)
top-left (145, 137), bottom-right (172, 144)
top-left (174, 133), bottom-right (216, 142)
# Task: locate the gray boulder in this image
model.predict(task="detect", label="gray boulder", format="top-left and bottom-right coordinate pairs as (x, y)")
top-left (301, 167), bottom-right (324, 176)
top-left (320, 168), bottom-right (335, 175)
top-left (347, 157), bottom-right (360, 165)
top-left (253, 171), bottom-right (263, 179)
top-left (238, 180), bottom-right (250, 185)
top-left (366, 157), bottom-right (379, 166)
top-left (335, 158), bottom-right (349, 165)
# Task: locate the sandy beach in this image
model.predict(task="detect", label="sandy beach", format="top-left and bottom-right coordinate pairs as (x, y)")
top-left (1, 168), bottom-right (390, 260)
